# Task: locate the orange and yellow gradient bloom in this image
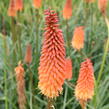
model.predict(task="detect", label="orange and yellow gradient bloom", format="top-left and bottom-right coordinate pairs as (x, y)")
top-left (8, 0), bottom-right (17, 17)
top-left (75, 59), bottom-right (94, 101)
top-left (72, 26), bottom-right (84, 51)
top-left (38, 9), bottom-right (66, 98)
top-left (33, 0), bottom-right (42, 9)
top-left (63, 0), bottom-right (72, 20)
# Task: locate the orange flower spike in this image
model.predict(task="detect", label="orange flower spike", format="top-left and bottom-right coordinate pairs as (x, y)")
top-left (15, 62), bottom-right (26, 109)
top-left (33, 0), bottom-right (42, 9)
top-left (38, 9), bottom-right (66, 98)
top-left (98, 0), bottom-right (107, 15)
top-left (72, 26), bottom-right (84, 51)
top-left (16, 0), bottom-right (23, 11)
top-left (8, 0), bottom-right (17, 17)
top-left (75, 59), bottom-right (94, 102)
top-left (24, 44), bottom-right (32, 64)
top-left (65, 58), bottom-right (73, 80)
top-left (63, 0), bottom-right (72, 20)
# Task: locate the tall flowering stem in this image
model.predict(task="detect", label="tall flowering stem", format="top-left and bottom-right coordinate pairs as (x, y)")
top-left (38, 9), bottom-right (66, 99)
top-left (97, 17), bottom-right (109, 84)
top-left (97, 0), bottom-right (109, 84)
top-left (63, 0), bottom-right (72, 55)
top-left (15, 62), bottom-right (26, 109)
top-left (75, 59), bottom-right (94, 109)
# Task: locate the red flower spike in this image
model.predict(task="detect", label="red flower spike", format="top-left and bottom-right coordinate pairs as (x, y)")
top-left (75, 59), bottom-right (94, 101)
top-left (72, 26), bottom-right (84, 51)
top-left (16, 0), bottom-right (23, 11)
top-left (8, 0), bottom-right (17, 17)
top-left (63, 0), bottom-right (72, 20)
top-left (38, 9), bottom-right (66, 98)
top-left (15, 62), bottom-right (26, 109)
top-left (98, 0), bottom-right (107, 15)
top-left (24, 44), bottom-right (32, 64)
top-left (65, 58), bottom-right (73, 80)
top-left (33, 0), bottom-right (42, 9)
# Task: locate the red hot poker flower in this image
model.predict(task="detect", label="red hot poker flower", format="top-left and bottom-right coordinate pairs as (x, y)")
top-left (65, 58), bottom-right (73, 80)
top-left (72, 26), bottom-right (84, 51)
top-left (98, 0), bottom-right (107, 15)
top-left (75, 59), bottom-right (94, 102)
top-left (33, 0), bottom-right (42, 9)
top-left (24, 44), bottom-right (32, 64)
top-left (16, 0), bottom-right (23, 11)
top-left (38, 9), bottom-right (66, 98)
top-left (15, 62), bottom-right (26, 109)
top-left (63, 0), bottom-right (72, 20)
top-left (8, 0), bottom-right (17, 17)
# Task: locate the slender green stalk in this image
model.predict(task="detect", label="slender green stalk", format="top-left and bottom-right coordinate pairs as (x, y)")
top-left (11, 17), bottom-right (17, 62)
top-left (17, 12), bottom-right (22, 59)
top-left (47, 98), bottom-right (54, 109)
top-left (36, 9), bottom-right (39, 56)
top-left (2, 35), bottom-right (8, 109)
top-left (27, 64), bottom-right (33, 109)
top-left (66, 20), bottom-right (71, 55)
top-left (97, 17), bottom-right (109, 84)
top-left (62, 86), bottom-right (68, 109)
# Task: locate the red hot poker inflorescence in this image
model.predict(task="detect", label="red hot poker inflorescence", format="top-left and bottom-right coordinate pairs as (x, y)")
top-left (63, 0), bottom-right (72, 20)
top-left (24, 43), bottom-right (32, 64)
top-left (75, 59), bottom-right (94, 102)
top-left (38, 9), bottom-right (66, 98)
top-left (72, 26), bottom-right (85, 51)
top-left (98, 0), bottom-right (108, 15)
top-left (15, 62), bottom-right (26, 109)
top-left (33, 0), bottom-right (42, 9)
top-left (65, 58), bottom-right (73, 80)
top-left (8, 0), bottom-right (17, 17)
top-left (16, 0), bottom-right (23, 11)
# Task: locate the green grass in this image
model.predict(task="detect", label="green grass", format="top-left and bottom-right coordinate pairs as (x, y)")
top-left (0, 0), bottom-right (109, 109)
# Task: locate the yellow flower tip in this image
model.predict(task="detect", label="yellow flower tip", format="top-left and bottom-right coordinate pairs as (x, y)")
top-left (72, 26), bottom-right (84, 51)
top-left (63, 0), bottom-right (72, 20)
top-left (75, 59), bottom-right (94, 101)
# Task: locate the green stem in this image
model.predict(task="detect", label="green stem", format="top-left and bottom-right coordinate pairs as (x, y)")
top-left (2, 35), bottom-right (8, 109)
top-left (47, 98), bottom-right (54, 109)
top-left (28, 64), bottom-right (33, 109)
top-left (36, 9), bottom-right (39, 55)
top-left (66, 20), bottom-right (71, 55)
top-left (11, 17), bottom-right (17, 62)
top-left (17, 12), bottom-right (22, 59)
top-left (62, 86), bottom-right (68, 109)
top-left (97, 17), bottom-right (109, 84)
